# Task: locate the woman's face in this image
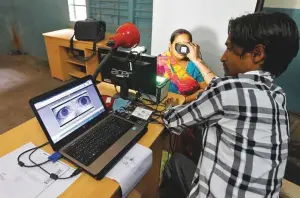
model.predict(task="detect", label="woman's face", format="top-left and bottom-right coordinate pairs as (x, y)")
top-left (169, 34), bottom-right (191, 60)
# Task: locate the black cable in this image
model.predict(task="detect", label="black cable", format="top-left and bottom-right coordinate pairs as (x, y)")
top-left (162, 131), bottom-right (173, 178)
top-left (69, 35), bottom-right (96, 62)
top-left (137, 99), bottom-right (165, 114)
top-left (120, 96), bottom-right (164, 125)
top-left (93, 48), bottom-right (117, 81)
top-left (18, 142), bottom-right (82, 180)
top-left (130, 96), bottom-right (167, 125)
top-left (114, 85), bottom-right (119, 94)
top-left (172, 135), bottom-right (178, 154)
top-left (148, 114), bottom-right (164, 125)
top-left (140, 92), bottom-right (167, 113)
top-left (143, 92), bottom-right (157, 105)
top-left (114, 90), bottom-right (166, 124)
top-left (56, 168), bottom-right (82, 180)
top-left (28, 147), bottom-right (52, 175)
top-left (17, 142), bottom-right (49, 167)
top-left (146, 102), bottom-right (166, 112)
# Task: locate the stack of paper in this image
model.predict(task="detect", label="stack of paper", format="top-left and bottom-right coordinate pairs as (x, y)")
top-left (0, 142), bottom-right (81, 198)
top-left (106, 143), bottom-right (152, 197)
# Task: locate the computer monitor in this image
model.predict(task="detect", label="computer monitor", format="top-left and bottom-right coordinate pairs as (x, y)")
top-left (98, 48), bottom-right (157, 99)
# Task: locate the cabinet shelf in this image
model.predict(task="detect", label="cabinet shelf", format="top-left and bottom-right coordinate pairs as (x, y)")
top-left (69, 71), bottom-right (102, 82)
top-left (66, 59), bottom-right (86, 67)
top-left (69, 71), bottom-right (86, 79)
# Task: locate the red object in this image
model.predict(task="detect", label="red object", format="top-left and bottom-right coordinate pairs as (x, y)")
top-left (108, 22), bottom-right (140, 49)
top-left (101, 95), bottom-right (114, 111)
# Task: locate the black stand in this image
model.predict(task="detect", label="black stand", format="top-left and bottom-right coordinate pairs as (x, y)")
top-left (92, 48), bottom-right (117, 81)
top-left (93, 47), bottom-right (137, 100)
top-left (119, 78), bottom-right (129, 98)
top-left (113, 77), bottom-right (136, 100)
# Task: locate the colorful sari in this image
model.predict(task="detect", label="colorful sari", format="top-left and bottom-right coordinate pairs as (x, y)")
top-left (157, 52), bottom-right (203, 95)
top-left (158, 52), bottom-right (205, 161)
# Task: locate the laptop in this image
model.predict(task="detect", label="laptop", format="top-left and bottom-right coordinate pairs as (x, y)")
top-left (29, 75), bottom-right (147, 180)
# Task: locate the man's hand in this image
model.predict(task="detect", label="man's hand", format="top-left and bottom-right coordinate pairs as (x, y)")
top-left (164, 98), bottom-right (179, 108)
top-left (184, 42), bottom-right (202, 63)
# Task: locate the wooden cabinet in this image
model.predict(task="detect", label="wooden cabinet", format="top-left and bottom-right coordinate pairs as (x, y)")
top-left (43, 29), bottom-right (114, 81)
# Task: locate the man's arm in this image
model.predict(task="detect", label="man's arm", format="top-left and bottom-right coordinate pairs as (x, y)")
top-left (163, 79), bottom-right (224, 135)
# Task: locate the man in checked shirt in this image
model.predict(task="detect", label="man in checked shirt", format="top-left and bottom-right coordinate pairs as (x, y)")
top-left (160, 12), bottom-right (299, 198)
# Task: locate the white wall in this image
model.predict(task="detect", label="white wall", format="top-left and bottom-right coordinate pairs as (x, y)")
top-left (264, 0), bottom-right (300, 9)
top-left (151, 0), bottom-right (258, 76)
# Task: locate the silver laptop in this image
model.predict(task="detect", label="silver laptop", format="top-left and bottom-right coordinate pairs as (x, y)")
top-left (29, 75), bottom-right (147, 180)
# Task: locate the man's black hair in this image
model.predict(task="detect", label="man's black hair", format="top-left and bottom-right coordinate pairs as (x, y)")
top-left (228, 12), bottom-right (299, 77)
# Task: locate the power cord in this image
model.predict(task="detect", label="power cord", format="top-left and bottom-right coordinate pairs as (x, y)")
top-left (162, 132), bottom-right (177, 178)
top-left (111, 91), bottom-right (167, 125)
top-left (136, 98), bottom-right (165, 114)
top-left (17, 142), bottom-right (82, 180)
top-left (114, 85), bottom-right (119, 94)
top-left (134, 94), bottom-right (168, 125)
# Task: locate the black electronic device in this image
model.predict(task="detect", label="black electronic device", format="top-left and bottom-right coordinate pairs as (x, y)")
top-left (98, 48), bottom-right (157, 99)
top-left (175, 43), bottom-right (190, 55)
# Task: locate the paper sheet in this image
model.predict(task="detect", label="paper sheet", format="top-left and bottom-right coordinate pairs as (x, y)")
top-left (0, 142), bottom-right (81, 198)
top-left (106, 143), bottom-right (152, 197)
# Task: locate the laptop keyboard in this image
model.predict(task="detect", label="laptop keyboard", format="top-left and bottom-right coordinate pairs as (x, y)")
top-left (64, 116), bottom-right (134, 166)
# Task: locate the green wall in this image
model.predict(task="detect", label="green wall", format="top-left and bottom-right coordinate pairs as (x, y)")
top-left (0, 0), bottom-right (70, 59)
top-left (0, 1), bottom-right (14, 54)
top-left (264, 7), bottom-right (300, 113)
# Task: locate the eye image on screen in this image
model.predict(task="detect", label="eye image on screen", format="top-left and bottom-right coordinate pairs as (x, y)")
top-left (52, 92), bottom-right (94, 127)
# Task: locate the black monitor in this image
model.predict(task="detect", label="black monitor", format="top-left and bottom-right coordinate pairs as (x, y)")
top-left (98, 48), bottom-right (157, 99)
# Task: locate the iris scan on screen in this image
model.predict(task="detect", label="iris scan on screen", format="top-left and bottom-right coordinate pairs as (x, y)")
top-left (52, 92), bottom-right (94, 127)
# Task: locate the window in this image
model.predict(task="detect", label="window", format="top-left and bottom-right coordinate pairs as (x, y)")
top-left (68, 0), bottom-right (87, 21)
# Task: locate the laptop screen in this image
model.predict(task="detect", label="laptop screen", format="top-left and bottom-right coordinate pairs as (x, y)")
top-left (33, 79), bottom-right (105, 143)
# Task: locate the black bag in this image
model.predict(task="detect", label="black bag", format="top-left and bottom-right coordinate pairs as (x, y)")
top-left (70, 19), bottom-right (106, 62)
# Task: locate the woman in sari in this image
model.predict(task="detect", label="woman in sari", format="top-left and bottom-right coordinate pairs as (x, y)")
top-left (157, 29), bottom-right (207, 102)
top-left (158, 29), bottom-right (215, 162)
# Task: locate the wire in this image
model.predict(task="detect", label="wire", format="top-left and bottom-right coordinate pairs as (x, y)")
top-left (137, 99), bottom-right (165, 114)
top-left (128, 96), bottom-right (167, 125)
top-left (114, 85), bottom-right (119, 94)
top-left (17, 142), bottom-right (82, 180)
top-left (172, 135), bottom-right (178, 154)
top-left (29, 147), bottom-right (51, 175)
top-left (148, 114), bottom-right (164, 125)
top-left (139, 92), bottom-right (167, 113)
top-left (143, 92), bottom-right (157, 104)
top-left (56, 168), bottom-right (82, 180)
top-left (17, 142), bottom-right (49, 167)
top-left (162, 131), bottom-right (173, 178)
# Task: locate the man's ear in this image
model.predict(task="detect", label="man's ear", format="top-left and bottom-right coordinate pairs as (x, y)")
top-left (252, 44), bottom-right (265, 64)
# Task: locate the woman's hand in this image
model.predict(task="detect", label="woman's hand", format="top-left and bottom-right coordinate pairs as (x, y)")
top-left (184, 42), bottom-right (202, 63)
top-left (184, 42), bottom-right (216, 85)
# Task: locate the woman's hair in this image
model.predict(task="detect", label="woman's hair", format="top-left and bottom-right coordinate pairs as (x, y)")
top-left (228, 12), bottom-right (299, 77)
top-left (170, 29), bottom-right (193, 44)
